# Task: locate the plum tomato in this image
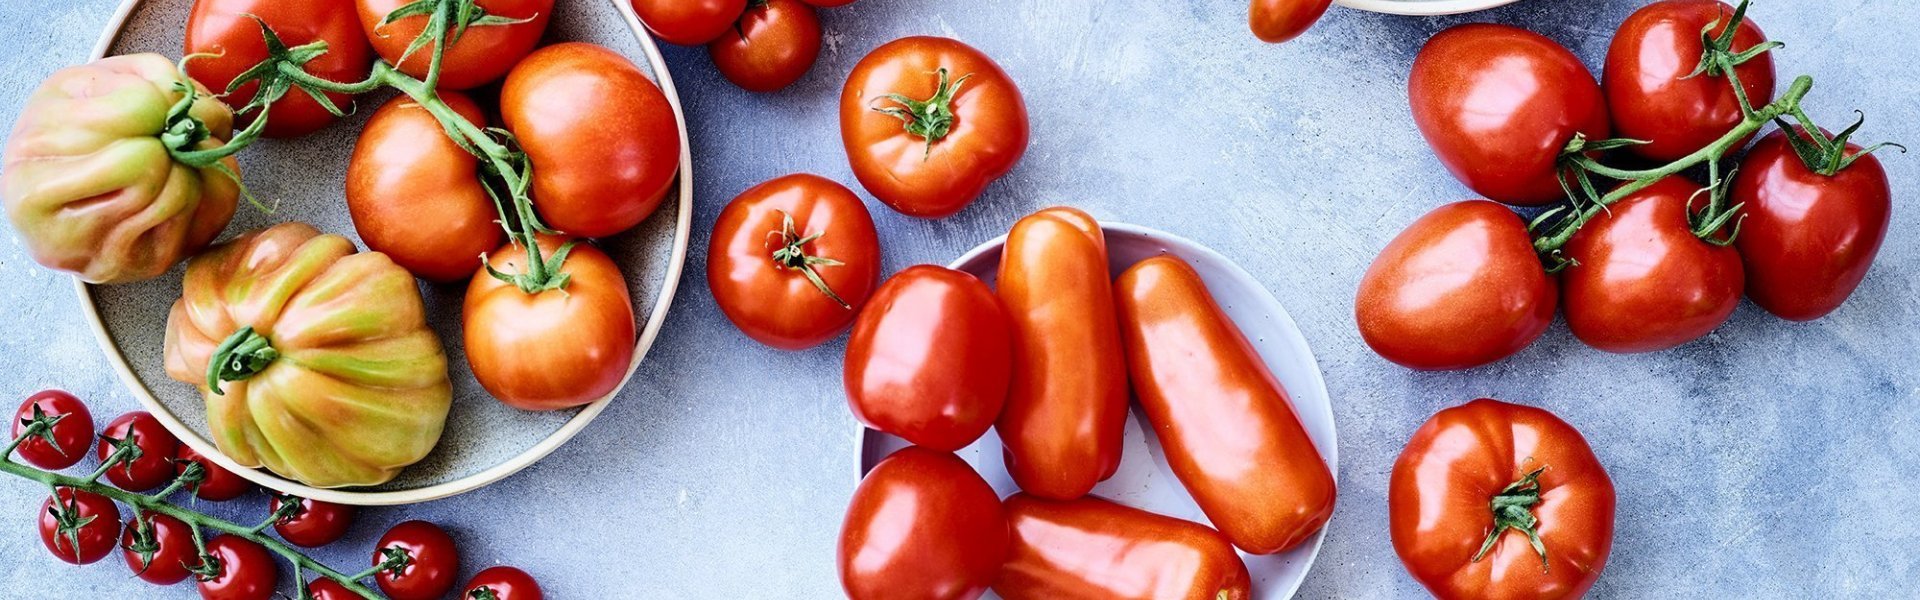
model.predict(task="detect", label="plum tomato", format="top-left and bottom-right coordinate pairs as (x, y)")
top-left (176, 444), bottom-right (254, 502)
top-left (121, 512), bottom-right (197, 585)
top-left (708, 174), bottom-right (881, 350)
top-left (995, 494), bottom-right (1251, 600)
top-left (184, 0), bottom-right (373, 138)
top-left (96, 411), bottom-right (181, 492)
top-left (1561, 176), bottom-right (1743, 353)
top-left (39, 487), bottom-right (122, 565)
top-left (709, 0), bottom-right (822, 93)
top-left (197, 535), bottom-right (278, 600)
top-left (356, 0), bottom-right (554, 90)
top-left (374, 520), bottom-right (462, 600)
top-left (272, 493), bottom-right (357, 548)
top-left (346, 92), bottom-right (505, 282)
top-left (463, 566), bottom-right (544, 600)
top-left (633, 0), bottom-right (747, 46)
top-left (10, 389), bottom-right (93, 470)
top-left (1604, 0), bottom-right (1775, 162)
top-left (844, 265), bottom-right (1012, 452)
top-left (839, 447), bottom-right (1007, 600)
top-left (1249, 0), bottom-right (1332, 44)
top-left (1732, 128), bottom-right (1893, 321)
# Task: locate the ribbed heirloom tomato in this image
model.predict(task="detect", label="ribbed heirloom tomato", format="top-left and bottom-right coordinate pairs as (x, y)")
top-left (1604, 0), bottom-right (1775, 162)
top-left (844, 265), bottom-right (1012, 452)
top-left (346, 93), bottom-right (504, 282)
top-left (1733, 128), bottom-right (1893, 321)
top-left (708, 174), bottom-right (880, 350)
top-left (994, 494), bottom-right (1252, 600)
top-left (465, 236), bottom-right (637, 410)
top-left (839, 447), bottom-right (1008, 600)
top-left (633, 0), bottom-right (746, 46)
top-left (356, 0), bottom-right (554, 90)
top-left (709, 0), bottom-right (822, 93)
top-left (1249, 0), bottom-right (1333, 44)
top-left (10, 390), bottom-right (93, 470)
top-left (185, 0), bottom-right (373, 138)
top-left (1561, 176), bottom-right (1743, 353)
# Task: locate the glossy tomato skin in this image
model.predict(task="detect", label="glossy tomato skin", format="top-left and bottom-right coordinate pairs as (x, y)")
top-left (39, 488), bottom-right (121, 564)
top-left (356, 0), bottom-right (553, 90)
top-left (465, 236), bottom-right (637, 410)
top-left (374, 520), bottom-right (461, 600)
top-left (271, 494), bottom-right (356, 548)
top-left (306, 578), bottom-right (357, 600)
top-left (463, 566), bottom-right (543, 600)
top-left (1733, 129), bottom-right (1892, 321)
top-left (11, 389), bottom-right (93, 470)
top-left (198, 536), bottom-right (277, 600)
top-left (633, 0), bottom-right (747, 46)
top-left (839, 447), bottom-right (1008, 600)
top-left (710, 0), bottom-right (822, 93)
top-left (845, 266), bottom-right (1012, 452)
top-left (1115, 255), bottom-right (1336, 554)
top-left (996, 207), bottom-right (1128, 500)
top-left (1249, 0), bottom-right (1332, 44)
top-left (184, 0), bottom-right (373, 138)
top-left (1562, 176), bottom-right (1743, 353)
top-left (1356, 201), bottom-right (1557, 370)
top-left (176, 444), bottom-right (253, 501)
top-left (708, 174), bottom-right (880, 349)
top-left (1604, 0), bottom-right (1774, 162)
top-left (1391, 398), bottom-right (1615, 600)
top-left (347, 92), bottom-right (504, 282)
top-left (841, 36), bottom-right (1030, 218)
top-left (1411, 24), bottom-right (1610, 206)
top-left (120, 512), bottom-right (197, 584)
top-left (994, 494), bottom-right (1251, 600)
top-left (502, 42), bottom-right (681, 238)
top-left (96, 411), bottom-right (180, 492)
top-left (801, 0), bottom-right (856, 5)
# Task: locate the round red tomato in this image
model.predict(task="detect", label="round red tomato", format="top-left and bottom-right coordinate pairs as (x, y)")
top-left (1604, 0), bottom-right (1775, 162)
top-left (184, 0), bottom-right (374, 138)
top-left (1356, 201), bottom-right (1557, 371)
top-left (1410, 24), bottom-right (1611, 206)
top-left (96, 411), bottom-right (180, 492)
top-left (709, 0), bottom-right (822, 93)
top-left (708, 174), bottom-right (881, 350)
top-left (176, 444), bottom-right (253, 501)
top-left (844, 265), bottom-right (1012, 452)
top-left (1733, 128), bottom-right (1892, 321)
top-left (346, 92), bottom-right (505, 282)
top-left (306, 578), bottom-right (358, 600)
top-left (1391, 398), bottom-right (1615, 600)
top-left (465, 236), bottom-right (637, 410)
top-left (271, 494), bottom-right (356, 548)
top-left (39, 487), bottom-right (121, 565)
top-left (633, 0), bottom-right (746, 46)
top-left (839, 447), bottom-right (1008, 600)
top-left (501, 42), bottom-right (682, 238)
top-left (1561, 176), bottom-right (1743, 353)
top-left (374, 520), bottom-right (461, 600)
top-left (463, 566), bottom-right (543, 600)
top-left (10, 389), bottom-right (93, 470)
top-left (121, 512), bottom-right (197, 585)
top-left (1249, 0), bottom-right (1332, 44)
top-left (841, 36), bottom-right (1030, 218)
top-left (197, 535), bottom-right (277, 600)
top-left (356, 0), bottom-right (554, 90)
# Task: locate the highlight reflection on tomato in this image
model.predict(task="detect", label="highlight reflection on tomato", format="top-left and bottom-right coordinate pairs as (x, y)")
top-left (708, 174), bottom-right (880, 350)
top-left (839, 447), bottom-right (1007, 600)
top-left (464, 236), bottom-right (637, 411)
top-left (844, 265), bottom-right (1011, 452)
top-left (1732, 128), bottom-right (1893, 321)
top-left (356, 0), bottom-right (553, 90)
top-left (709, 0), bottom-right (821, 93)
top-left (994, 494), bottom-right (1251, 600)
top-left (346, 93), bottom-right (503, 282)
top-left (1561, 176), bottom-right (1743, 353)
top-left (184, 0), bottom-right (372, 138)
top-left (1604, 0), bottom-right (1776, 161)
top-left (1249, 0), bottom-right (1332, 44)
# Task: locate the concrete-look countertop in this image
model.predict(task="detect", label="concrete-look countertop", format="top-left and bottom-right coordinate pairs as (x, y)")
top-left (2, 0), bottom-right (1914, 597)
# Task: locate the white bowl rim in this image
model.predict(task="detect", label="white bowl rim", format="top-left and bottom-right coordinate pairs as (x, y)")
top-left (1334, 0), bottom-right (1523, 16)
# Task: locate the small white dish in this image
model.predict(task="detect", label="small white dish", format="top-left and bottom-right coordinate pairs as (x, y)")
top-left (1337, 0), bottom-right (1525, 16)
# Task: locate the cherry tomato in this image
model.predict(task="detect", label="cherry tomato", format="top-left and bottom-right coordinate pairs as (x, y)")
top-left (1562, 176), bottom-right (1743, 353)
top-left (374, 520), bottom-right (461, 600)
top-left (708, 174), bottom-right (880, 350)
top-left (633, 0), bottom-right (746, 46)
top-left (120, 512), bottom-right (197, 585)
top-left (346, 92), bottom-right (505, 282)
top-left (1733, 128), bottom-right (1892, 321)
top-left (709, 0), bottom-right (821, 93)
top-left (465, 236), bottom-right (637, 410)
top-left (271, 494), bottom-right (356, 548)
top-left (356, 0), bottom-right (554, 90)
top-left (994, 494), bottom-right (1251, 600)
top-left (841, 36), bottom-right (1030, 218)
top-left (839, 447), bottom-right (1007, 600)
top-left (1604, 0), bottom-right (1775, 162)
top-left (38, 487), bottom-right (121, 565)
top-left (1115, 255), bottom-right (1336, 554)
top-left (996, 207), bottom-right (1128, 500)
top-left (1249, 0), bottom-right (1332, 44)
top-left (845, 265), bottom-right (1012, 452)
top-left (1391, 398), bottom-right (1615, 600)
top-left (305, 578), bottom-right (358, 600)
top-left (1410, 24), bottom-right (1610, 206)
top-left (501, 42), bottom-right (682, 238)
top-left (176, 444), bottom-right (253, 502)
top-left (96, 411), bottom-right (181, 492)
top-left (10, 389), bottom-right (93, 470)
top-left (184, 0), bottom-right (374, 138)
top-left (198, 535), bottom-right (277, 600)
top-left (462, 566), bottom-right (543, 600)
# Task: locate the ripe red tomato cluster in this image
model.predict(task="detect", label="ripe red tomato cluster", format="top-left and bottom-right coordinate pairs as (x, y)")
top-left (632, 0), bottom-right (857, 93)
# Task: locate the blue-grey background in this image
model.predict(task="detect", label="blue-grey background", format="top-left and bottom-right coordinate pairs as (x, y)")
top-left (2, 0), bottom-right (1915, 597)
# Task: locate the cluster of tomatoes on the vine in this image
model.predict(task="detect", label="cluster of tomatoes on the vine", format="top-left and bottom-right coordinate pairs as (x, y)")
top-left (632, 0), bottom-right (855, 93)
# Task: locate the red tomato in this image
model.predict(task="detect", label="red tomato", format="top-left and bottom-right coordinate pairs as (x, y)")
top-left (1562, 176), bottom-right (1743, 353)
top-left (841, 36), bottom-right (1030, 218)
top-left (10, 389), bottom-right (93, 470)
top-left (633, 0), bottom-right (746, 46)
top-left (994, 494), bottom-right (1251, 600)
top-left (708, 174), bottom-right (880, 349)
top-left (845, 265), bottom-right (1012, 452)
top-left (198, 535), bottom-right (278, 600)
top-left (465, 236), bottom-right (637, 410)
top-left (709, 0), bottom-right (821, 93)
top-left (1391, 398), bottom-right (1615, 600)
top-left (463, 566), bottom-right (543, 600)
top-left (96, 411), bottom-right (180, 492)
top-left (346, 92), bottom-right (505, 282)
top-left (184, 0), bottom-right (374, 138)
top-left (1733, 128), bottom-right (1892, 321)
top-left (1410, 24), bottom-right (1611, 206)
top-left (501, 42), bottom-right (682, 238)
top-left (356, 0), bottom-right (554, 90)
top-left (1604, 0), bottom-right (1775, 162)
top-left (1115, 255), bottom-right (1336, 554)
top-left (306, 578), bottom-right (358, 600)
top-left (839, 447), bottom-right (1008, 600)
top-left (271, 494), bottom-right (356, 548)
top-left (120, 512), bottom-right (197, 585)
top-left (176, 444), bottom-right (253, 501)
top-left (38, 487), bottom-right (121, 565)
top-left (374, 520), bottom-right (461, 600)
top-left (996, 207), bottom-right (1128, 500)
top-left (1357, 201), bottom-right (1557, 370)
top-left (1249, 0), bottom-right (1332, 44)
top-left (801, 0), bottom-right (856, 6)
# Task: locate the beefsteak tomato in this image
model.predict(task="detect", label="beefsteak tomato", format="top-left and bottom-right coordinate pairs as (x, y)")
top-left (994, 494), bottom-right (1251, 600)
top-left (185, 0), bottom-right (373, 138)
top-left (1732, 128), bottom-right (1892, 321)
top-left (1604, 0), bottom-right (1775, 162)
top-left (465, 236), bottom-right (637, 410)
top-left (346, 92), bottom-right (504, 282)
top-left (709, 0), bottom-right (822, 93)
top-left (356, 0), bottom-right (554, 90)
top-left (839, 447), bottom-right (1007, 600)
top-left (1561, 176), bottom-right (1743, 353)
top-left (708, 174), bottom-right (880, 350)
top-left (845, 265), bottom-right (1012, 452)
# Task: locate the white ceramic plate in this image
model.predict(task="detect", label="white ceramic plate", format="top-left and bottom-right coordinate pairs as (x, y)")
top-left (857, 222), bottom-right (1340, 599)
top-left (1336, 0), bottom-right (1524, 16)
top-left (76, 0), bottom-right (693, 505)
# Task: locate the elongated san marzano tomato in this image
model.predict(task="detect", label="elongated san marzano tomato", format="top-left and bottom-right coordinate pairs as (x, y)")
top-left (993, 493), bottom-right (1251, 600)
top-left (1114, 255), bottom-right (1335, 554)
top-left (995, 207), bottom-right (1128, 501)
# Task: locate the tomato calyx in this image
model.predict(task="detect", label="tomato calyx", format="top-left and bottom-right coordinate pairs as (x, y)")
top-left (1773, 113), bottom-right (1907, 177)
top-left (469, 586), bottom-right (503, 600)
top-left (373, 545), bottom-right (415, 577)
top-left (45, 488), bottom-right (102, 560)
top-left (378, 0), bottom-right (539, 89)
top-left (1686, 174), bottom-right (1746, 246)
top-left (1683, 0), bottom-right (1781, 116)
top-left (872, 67), bottom-right (975, 159)
top-left (123, 511), bottom-right (169, 577)
top-left (769, 210), bottom-right (851, 309)
top-left (1473, 467), bottom-right (1550, 572)
top-left (14, 405), bottom-right (71, 461)
top-left (206, 326), bottom-right (280, 396)
top-left (172, 459), bottom-right (210, 498)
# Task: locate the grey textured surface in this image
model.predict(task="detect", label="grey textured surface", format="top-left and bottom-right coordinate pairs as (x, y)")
top-left (2, 0), bottom-right (1917, 597)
